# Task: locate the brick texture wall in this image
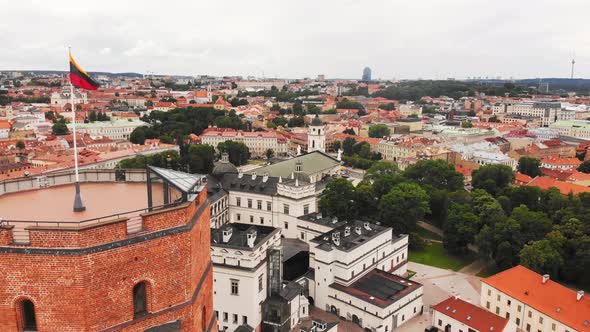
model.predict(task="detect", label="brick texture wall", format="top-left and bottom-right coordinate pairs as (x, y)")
top-left (0, 189), bottom-right (216, 332)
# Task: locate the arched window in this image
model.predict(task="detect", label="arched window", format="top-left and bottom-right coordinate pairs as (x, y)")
top-left (133, 282), bottom-right (147, 318)
top-left (21, 299), bottom-right (37, 331)
top-left (201, 306), bottom-right (207, 331)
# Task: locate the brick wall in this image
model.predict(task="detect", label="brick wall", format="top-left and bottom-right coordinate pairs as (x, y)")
top-left (0, 191), bottom-right (215, 332)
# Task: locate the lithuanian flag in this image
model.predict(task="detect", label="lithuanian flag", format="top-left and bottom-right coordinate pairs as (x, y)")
top-left (69, 52), bottom-right (100, 90)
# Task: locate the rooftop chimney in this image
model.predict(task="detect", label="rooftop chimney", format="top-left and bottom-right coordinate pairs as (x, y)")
top-left (344, 226), bottom-right (351, 237)
top-left (542, 274), bottom-right (550, 284)
top-left (355, 226), bottom-right (362, 235)
top-left (332, 232), bottom-right (340, 246)
top-left (577, 290), bottom-right (585, 301)
top-left (238, 172), bottom-right (243, 179)
top-left (252, 172), bottom-right (257, 180)
top-left (262, 173), bottom-right (269, 183)
top-left (246, 230), bottom-right (257, 248)
top-left (222, 228), bottom-right (233, 243)
top-left (363, 222), bottom-right (371, 230)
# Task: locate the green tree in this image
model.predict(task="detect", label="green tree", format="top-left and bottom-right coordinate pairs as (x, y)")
top-left (342, 137), bottom-right (356, 156)
top-left (444, 203), bottom-right (479, 253)
top-left (510, 205), bottom-right (552, 245)
top-left (265, 148), bottom-right (274, 159)
top-left (461, 121), bottom-right (473, 128)
top-left (187, 144), bottom-right (215, 174)
top-left (16, 141), bottom-right (25, 149)
top-left (368, 124), bottom-right (391, 138)
top-left (476, 217), bottom-right (522, 269)
top-left (403, 159), bottom-right (464, 191)
top-left (578, 160), bottom-right (590, 174)
top-left (217, 141), bottom-right (250, 166)
top-left (379, 182), bottom-right (430, 234)
top-left (517, 157), bottom-right (542, 177)
top-left (88, 111), bottom-right (98, 122)
top-left (364, 161), bottom-right (399, 181)
top-left (472, 164), bottom-right (515, 196)
top-left (52, 123), bottom-right (68, 136)
top-left (519, 239), bottom-right (564, 275)
top-left (342, 128), bottom-right (356, 135)
top-left (378, 103), bottom-right (396, 111)
top-left (319, 178), bottom-right (357, 220)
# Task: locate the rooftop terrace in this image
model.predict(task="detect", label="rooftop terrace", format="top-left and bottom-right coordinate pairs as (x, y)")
top-left (0, 167), bottom-right (206, 244)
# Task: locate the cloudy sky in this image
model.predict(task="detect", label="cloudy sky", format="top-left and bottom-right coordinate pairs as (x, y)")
top-left (1, 0), bottom-right (589, 79)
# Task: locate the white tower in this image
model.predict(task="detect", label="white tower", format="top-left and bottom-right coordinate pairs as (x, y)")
top-left (308, 114), bottom-right (326, 153)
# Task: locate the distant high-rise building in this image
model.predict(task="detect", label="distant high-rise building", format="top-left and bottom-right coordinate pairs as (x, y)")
top-left (362, 67), bottom-right (372, 81)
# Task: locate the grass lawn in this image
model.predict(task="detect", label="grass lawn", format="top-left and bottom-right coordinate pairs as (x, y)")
top-left (409, 242), bottom-right (477, 271)
top-left (414, 226), bottom-right (443, 241)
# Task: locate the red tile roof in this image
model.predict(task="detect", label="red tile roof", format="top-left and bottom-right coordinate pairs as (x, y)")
top-left (432, 297), bottom-right (509, 332)
top-left (483, 265), bottom-right (590, 332)
top-left (526, 176), bottom-right (590, 195)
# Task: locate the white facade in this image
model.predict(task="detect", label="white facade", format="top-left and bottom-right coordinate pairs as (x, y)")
top-left (308, 222), bottom-right (417, 332)
top-left (201, 129), bottom-right (289, 157)
top-left (50, 89), bottom-right (87, 107)
top-left (211, 225), bottom-right (282, 332)
top-left (308, 121), bottom-right (326, 153)
top-left (67, 119), bottom-right (147, 140)
top-left (481, 283), bottom-right (580, 332)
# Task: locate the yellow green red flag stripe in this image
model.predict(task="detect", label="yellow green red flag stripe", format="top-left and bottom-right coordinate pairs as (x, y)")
top-left (69, 52), bottom-right (100, 90)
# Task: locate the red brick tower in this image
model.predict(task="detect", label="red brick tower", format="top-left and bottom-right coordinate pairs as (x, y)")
top-left (0, 167), bottom-right (216, 332)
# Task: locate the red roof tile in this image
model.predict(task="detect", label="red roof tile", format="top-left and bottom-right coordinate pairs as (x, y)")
top-left (432, 297), bottom-right (509, 331)
top-left (483, 265), bottom-right (590, 332)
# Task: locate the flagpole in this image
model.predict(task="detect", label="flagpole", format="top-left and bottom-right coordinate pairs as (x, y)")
top-left (69, 46), bottom-right (85, 212)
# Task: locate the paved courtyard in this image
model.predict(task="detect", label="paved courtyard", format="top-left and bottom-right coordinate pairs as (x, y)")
top-left (395, 262), bottom-right (482, 331)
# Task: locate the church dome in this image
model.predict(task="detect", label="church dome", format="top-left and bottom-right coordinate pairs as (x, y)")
top-left (212, 152), bottom-right (238, 177)
top-left (311, 114), bottom-right (322, 126)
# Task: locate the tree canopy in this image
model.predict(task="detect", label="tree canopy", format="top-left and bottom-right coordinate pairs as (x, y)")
top-left (368, 124), bottom-right (391, 138)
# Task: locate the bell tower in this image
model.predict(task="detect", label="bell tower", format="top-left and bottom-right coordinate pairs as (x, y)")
top-left (308, 114), bottom-right (326, 153)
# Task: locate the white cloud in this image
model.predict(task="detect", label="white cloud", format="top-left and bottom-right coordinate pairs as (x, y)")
top-left (1, 0), bottom-right (589, 79)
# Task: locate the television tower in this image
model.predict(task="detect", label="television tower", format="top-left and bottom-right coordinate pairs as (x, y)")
top-left (571, 56), bottom-right (576, 79)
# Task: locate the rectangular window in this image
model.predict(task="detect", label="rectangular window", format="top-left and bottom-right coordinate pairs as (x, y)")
top-left (507, 299), bottom-right (511, 306)
top-left (223, 312), bottom-right (228, 322)
top-left (233, 314), bottom-right (238, 324)
top-left (257, 200), bottom-right (262, 209)
top-left (528, 311), bottom-right (532, 318)
top-left (497, 294), bottom-right (501, 301)
top-left (300, 232), bottom-right (305, 240)
top-left (231, 279), bottom-right (239, 295)
top-left (260, 217), bottom-right (264, 224)
top-left (284, 222), bottom-right (288, 229)
top-left (518, 305), bottom-right (522, 312)
top-left (495, 306), bottom-right (500, 314)
top-left (552, 323), bottom-right (556, 331)
top-left (243, 316), bottom-right (248, 325)
top-left (236, 197), bottom-right (241, 207)
top-left (539, 317), bottom-right (543, 324)
top-left (516, 318), bottom-right (520, 325)
top-left (215, 311), bottom-right (218, 319)
top-left (486, 301), bottom-right (490, 309)
top-left (283, 204), bottom-right (289, 215)
top-left (526, 324), bottom-right (531, 332)
top-left (259, 274), bottom-right (264, 292)
top-left (267, 201), bottom-right (272, 211)
top-left (250, 215), bottom-right (254, 223)
top-left (247, 199), bottom-right (252, 208)
top-left (237, 213), bottom-right (241, 221)
top-left (304, 204), bottom-right (309, 215)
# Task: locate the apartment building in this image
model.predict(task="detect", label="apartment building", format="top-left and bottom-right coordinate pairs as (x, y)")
top-left (308, 221), bottom-right (419, 332)
top-left (481, 265), bottom-right (590, 332)
top-left (200, 127), bottom-right (289, 157)
top-left (432, 296), bottom-right (516, 332)
top-left (211, 223), bottom-right (282, 331)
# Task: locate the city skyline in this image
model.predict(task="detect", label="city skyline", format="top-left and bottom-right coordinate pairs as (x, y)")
top-left (1, 0), bottom-right (589, 79)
